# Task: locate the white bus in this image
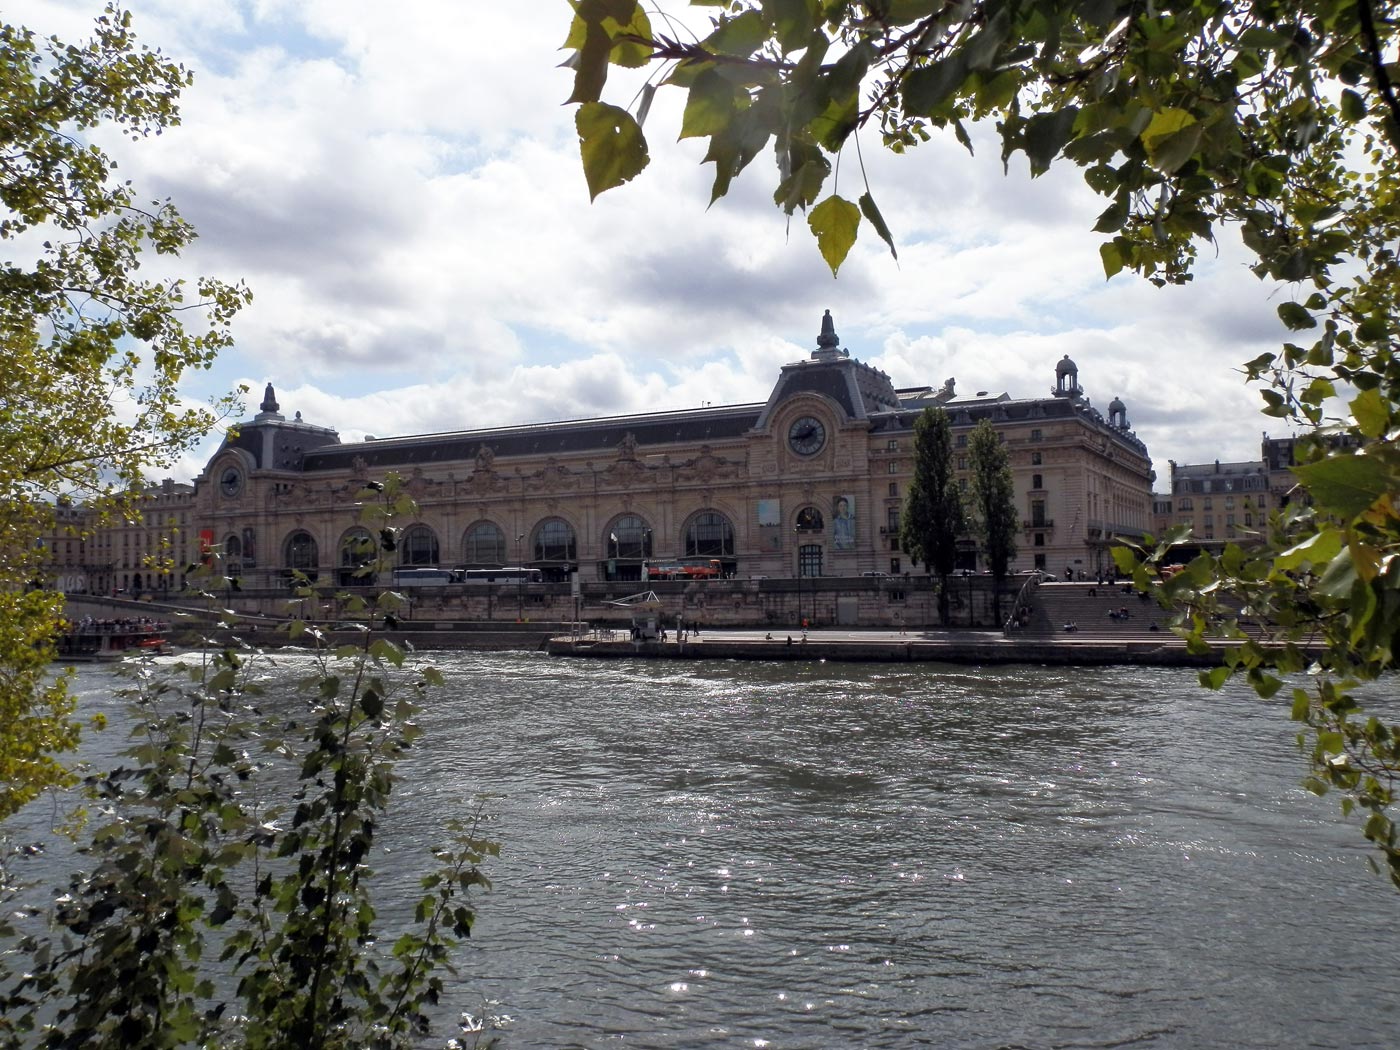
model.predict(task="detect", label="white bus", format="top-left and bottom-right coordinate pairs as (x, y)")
top-left (390, 567), bottom-right (461, 587)
top-left (458, 567), bottom-right (543, 585)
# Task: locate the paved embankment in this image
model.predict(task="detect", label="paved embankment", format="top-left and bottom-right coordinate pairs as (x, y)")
top-left (545, 628), bottom-right (1223, 667)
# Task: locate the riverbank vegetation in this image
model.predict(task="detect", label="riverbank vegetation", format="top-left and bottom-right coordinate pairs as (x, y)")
top-left (0, 7), bottom-right (493, 1043)
top-left (0, 477), bottom-right (497, 1048)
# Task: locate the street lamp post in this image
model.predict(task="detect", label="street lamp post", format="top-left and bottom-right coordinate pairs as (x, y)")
top-left (516, 532), bottom-right (525, 621)
top-left (793, 527), bottom-right (802, 627)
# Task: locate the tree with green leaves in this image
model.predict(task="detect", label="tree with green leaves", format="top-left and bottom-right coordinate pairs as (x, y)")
top-left (565, 1), bottom-right (1400, 886)
top-left (967, 419), bottom-right (1018, 624)
top-left (900, 406), bottom-right (965, 626)
top-left (0, 476), bottom-right (496, 1050)
top-left (0, 5), bottom-right (249, 818)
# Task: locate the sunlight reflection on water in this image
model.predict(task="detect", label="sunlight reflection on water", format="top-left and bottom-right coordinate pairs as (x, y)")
top-left (39, 652), bottom-right (1400, 1049)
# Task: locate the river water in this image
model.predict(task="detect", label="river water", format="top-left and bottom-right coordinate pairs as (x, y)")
top-left (33, 653), bottom-right (1400, 1048)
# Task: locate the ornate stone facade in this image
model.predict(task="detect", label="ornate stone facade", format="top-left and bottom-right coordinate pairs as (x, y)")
top-left (192, 313), bottom-right (1155, 588)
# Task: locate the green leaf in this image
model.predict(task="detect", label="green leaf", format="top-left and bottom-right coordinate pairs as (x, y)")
top-left (1293, 453), bottom-right (1394, 518)
top-left (608, 5), bottom-right (654, 68)
top-left (858, 191), bottom-right (897, 261)
top-left (1109, 545), bottom-right (1139, 575)
top-left (680, 69), bottom-right (736, 139)
top-left (1340, 88), bottom-right (1366, 123)
top-left (809, 91), bottom-right (860, 152)
top-left (763, 0), bottom-right (821, 55)
top-left (1144, 120), bottom-right (1203, 173)
top-left (1141, 108), bottom-right (1199, 172)
top-left (963, 7), bottom-right (1011, 70)
top-left (886, 0), bottom-right (944, 19)
top-left (1276, 301), bottom-right (1316, 331)
top-left (1303, 776), bottom-right (1330, 797)
top-left (1093, 194), bottom-right (1129, 233)
top-left (1275, 527), bottom-right (1344, 572)
top-left (903, 51), bottom-right (969, 116)
top-left (775, 146), bottom-right (830, 213)
top-left (826, 39), bottom-right (873, 106)
top-left (1099, 239), bottom-right (1124, 278)
top-left (706, 9), bottom-right (766, 57)
top-left (1350, 387), bottom-right (1389, 439)
top-left (564, 16), bottom-right (614, 105)
top-left (369, 637), bottom-right (407, 667)
top-left (1357, 315), bottom-right (1391, 342)
top-left (808, 194), bottom-right (860, 276)
top-left (576, 101), bottom-right (650, 200)
top-left (1022, 107), bottom-right (1080, 175)
top-left (1199, 666), bottom-right (1231, 690)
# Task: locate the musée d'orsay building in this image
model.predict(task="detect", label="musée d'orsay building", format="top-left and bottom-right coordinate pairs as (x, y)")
top-left (194, 312), bottom-right (1154, 591)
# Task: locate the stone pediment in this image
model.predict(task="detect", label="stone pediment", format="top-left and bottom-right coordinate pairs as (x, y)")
top-left (600, 457), bottom-right (653, 486)
top-left (530, 458), bottom-right (582, 493)
top-left (675, 445), bottom-right (745, 484)
top-left (458, 470), bottom-right (510, 496)
top-left (274, 480), bottom-right (348, 507)
top-left (405, 467), bottom-right (442, 499)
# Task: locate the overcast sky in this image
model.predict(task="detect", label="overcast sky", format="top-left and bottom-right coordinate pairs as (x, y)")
top-left (16, 0), bottom-right (1303, 486)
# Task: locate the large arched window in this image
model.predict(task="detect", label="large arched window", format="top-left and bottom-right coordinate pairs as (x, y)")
top-left (400, 524), bottom-right (440, 566)
top-left (224, 534), bottom-right (242, 562)
top-left (284, 531), bottom-right (319, 575)
top-left (795, 506), bottom-right (824, 532)
top-left (462, 521), bottom-right (506, 565)
top-left (605, 514), bottom-right (652, 560)
top-left (339, 527), bottom-right (375, 586)
top-left (684, 510), bottom-right (734, 557)
top-left (533, 518), bottom-right (576, 563)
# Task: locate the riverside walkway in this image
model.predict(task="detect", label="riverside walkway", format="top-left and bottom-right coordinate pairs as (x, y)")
top-left (546, 625), bottom-right (1221, 667)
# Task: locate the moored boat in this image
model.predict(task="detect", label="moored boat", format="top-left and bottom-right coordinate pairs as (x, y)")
top-left (55, 617), bottom-right (172, 662)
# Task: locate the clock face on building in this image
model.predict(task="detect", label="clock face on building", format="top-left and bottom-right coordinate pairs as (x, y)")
top-left (219, 466), bottom-right (242, 497)
top-left (787, 415), bottom-right (827, 456)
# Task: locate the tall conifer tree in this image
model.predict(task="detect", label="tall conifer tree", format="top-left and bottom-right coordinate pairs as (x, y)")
top-left (900, 407), bottom-right (965, 626)
top-left (968, 419), bottom-right (1019, 624)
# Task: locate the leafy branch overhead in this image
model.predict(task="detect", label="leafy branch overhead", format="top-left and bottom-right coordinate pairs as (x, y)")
top-left (563, 0), bottom-right (1399, 287)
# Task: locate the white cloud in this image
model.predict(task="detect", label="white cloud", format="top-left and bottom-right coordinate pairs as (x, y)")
top-left (11, 0), bottom-right (1303, 486)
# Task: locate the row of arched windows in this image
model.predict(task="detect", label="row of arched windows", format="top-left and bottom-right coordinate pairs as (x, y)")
top-left (258, 511), bottom-right (739, 578)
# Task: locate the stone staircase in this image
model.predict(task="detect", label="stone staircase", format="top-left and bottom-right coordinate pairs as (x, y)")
top-left (1021, 581), bottom-right (1172, 641)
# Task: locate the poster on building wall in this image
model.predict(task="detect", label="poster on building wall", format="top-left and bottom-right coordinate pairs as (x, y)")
top-left (833, 494), bottom-right (855, 550)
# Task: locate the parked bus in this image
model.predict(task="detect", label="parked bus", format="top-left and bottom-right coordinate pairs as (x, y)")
top-left (458, 567), bottom-right (543, 585)
top-left (644, 558), bottom-right (722, 581)
top-left (390, 567), bottom-right (461, 587)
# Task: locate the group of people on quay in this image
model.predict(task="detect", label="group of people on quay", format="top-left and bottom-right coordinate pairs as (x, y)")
top-left (64, 614), bottom-right (170, 635)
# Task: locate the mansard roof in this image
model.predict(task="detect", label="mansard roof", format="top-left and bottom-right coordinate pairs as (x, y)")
top-left (301, 404), bottom-right (763, 472)
top-left (230, 312), bottom-right (1149, 476)
top-left (752, 311), bottom-right (903, 428)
